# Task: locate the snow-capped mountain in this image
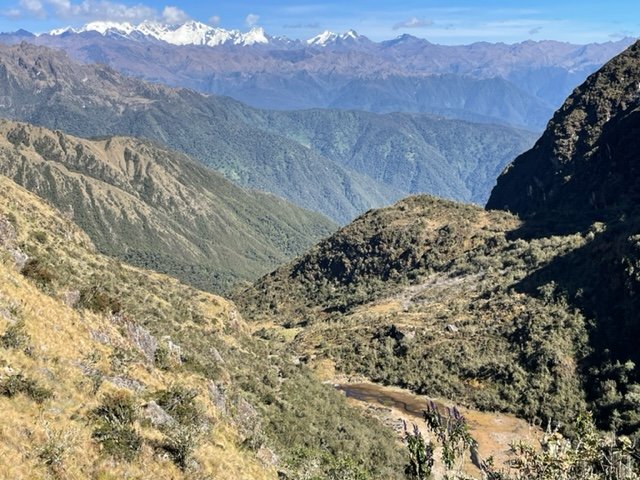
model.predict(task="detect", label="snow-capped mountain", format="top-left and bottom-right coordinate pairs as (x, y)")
top-left (49, 22), bottom-right (368, 48)
top-left (306, 29), bottom-right (367, 47)
top-left (49, 20), bottom-right (270, 47)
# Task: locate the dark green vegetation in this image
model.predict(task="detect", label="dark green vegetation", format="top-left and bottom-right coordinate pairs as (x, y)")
top-left (238, 40), bottom-right (640, 444)
top-left (488, 40), bottom-right (640, 222)
top-left (237, 197), bottom-right (591, 428)
top-left (0, 373), bottom-right (53, 403)
top-left (0, 120), bottom-right (335, 293)
top-left (0, 174), bottom-right (406, 478)
top-left (0, 43), bottom-right (536, 222)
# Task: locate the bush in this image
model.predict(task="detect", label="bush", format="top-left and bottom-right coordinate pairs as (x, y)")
top-left (78, 286), bottom-right (122, 315)
top-left (0, 320), bottom-right (30, 350)
top-left (91, 391), bottom-right (141, 461)
top-left (22, 258), bottom-right (56, 288)
top-left (156, 386), bottom-right (202, 426)
top-left (31, 230), bottom-right (48, 244)
top-left (160, 424), bottom-right (201, 470)
top-left (37, 423), bottom-right (75, 476)
top-left (0, 374), bottom-right (52, 403)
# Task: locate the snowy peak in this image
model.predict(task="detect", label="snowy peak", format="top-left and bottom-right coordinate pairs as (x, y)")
top-left (48, 21), bottom-right (270, 47)
top-left (306, 29), bottom-right (368, 47)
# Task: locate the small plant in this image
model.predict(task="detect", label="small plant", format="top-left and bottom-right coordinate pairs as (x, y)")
top-left (31, 230), bottom-right (48, 244)
top-left (154, 343), bottom-right (174, 371)
top-left (160, 424), bottom-right (202, 470)
top-left (21, 258), bottom-right (56, 288)
top-left (423, 401), bottom-right (476, 472)
top-left (404, 422), bottom-right (434, 480)
top-left (0, 319), bottom-right (30, 350)
top-left (37, 422), bottom-right (76, 478)
top-left (0, 373), bottom-right (52, 403)
top-left (502, 413), bottom-right (640, 480)
top-left (91, 391), bottom-right (142, 461)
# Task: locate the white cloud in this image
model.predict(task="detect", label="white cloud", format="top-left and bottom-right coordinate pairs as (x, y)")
top-left (392, 17), bottom-right (433, 31)
top-left (19, 0), bottom-right (45, 17)
top-left (162, 5), bottom-right (189, 24)
top-left (245, 13), bottom-right (259, 27)
top-left (209, 15), bottom-right (220, 27)
top-left (1, 0), bottom-right (173, 23)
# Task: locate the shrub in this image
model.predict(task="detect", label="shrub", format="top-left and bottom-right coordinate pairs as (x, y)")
top-left (0, 319), bottom-right (30, 350)
top-left (91, 391), bottom-right (141, 461)
top-left (78, 286), bottom-right (122, 315)
top-left (31, 230), bottom-right (48, 244)
top-left (156, 386), bottom-right (202, 426)
top-left (22, 258), bottom-right (56, 288)
top-left (0, 374), bottom-right (52, 403)
top-left (37, 422), bottom-right (76, 477)
top-left (160, 424), bottom-right (201, 470)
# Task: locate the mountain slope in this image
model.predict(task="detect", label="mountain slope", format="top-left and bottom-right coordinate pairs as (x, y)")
top-left (0, 43), bottom-right (536, 220)
top-left (487, 40), bottom-right (640, 221)
top-left (238, 43), bottom-right (640, 435)
top-left (236, 196), bottom-right (591, 428)
top-left (0, 120), bottom-right (335, 293)
top-left (0, 42), bottom-right (397, 223)
top-left (239, 108), bottom-right (536, 204)
top-left (0, 174), bottom-right (405, 478)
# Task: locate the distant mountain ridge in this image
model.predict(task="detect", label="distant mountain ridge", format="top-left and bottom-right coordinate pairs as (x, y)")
top-left (0, 42), bottom-right (536, 222)
top-left (2, 23), bottom-right (634, 130)
top-left (49, 20), bottom-right (271, 47)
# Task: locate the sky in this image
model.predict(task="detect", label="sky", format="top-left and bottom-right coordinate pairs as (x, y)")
top-left (0, 0), bottom-right (638, 45)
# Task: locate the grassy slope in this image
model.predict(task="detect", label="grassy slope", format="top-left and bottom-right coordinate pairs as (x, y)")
top-left (0, 175), bottom-right (406, 479)
top-left (0, 120), bottom-right (335, 293)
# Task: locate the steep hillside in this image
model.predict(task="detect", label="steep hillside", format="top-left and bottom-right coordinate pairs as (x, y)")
top-left (0, 120), bottom-right (335, 293)
top-left (0, 43), bottom-right (536, 220)
top-left (486, 40), bottom-right (640, 436)
top-left (0, 42), bottom-right (396, 222)
top-left (238, 40), bottom-right (640, 438)
top-left (487, 40), bottom-right (640, 221)
top-left (0, 175), bottom-right (405, 478)
top-left (241, 109), bottom-right (536, 204)
top-left (238, 192), bottom-right (640, 438)
top-left (236, 196), bottom-right (592, 429)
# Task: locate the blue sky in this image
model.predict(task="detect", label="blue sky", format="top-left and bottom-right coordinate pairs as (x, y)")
top-left (0, 0), bottom-right (638, 44)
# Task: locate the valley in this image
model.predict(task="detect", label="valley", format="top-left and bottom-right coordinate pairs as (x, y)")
top-left (0, 5), bottom-right (639, 479)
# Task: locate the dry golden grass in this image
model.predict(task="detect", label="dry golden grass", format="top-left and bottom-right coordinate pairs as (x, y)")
top-left (0, 176), bottom-right (276, 480)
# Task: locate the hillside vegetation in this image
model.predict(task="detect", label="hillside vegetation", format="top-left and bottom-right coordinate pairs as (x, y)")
top-left (236, 196), bottom-right (594, 429)
top-left (238, 41), bottom-right (640, 442)
top-left (0, 43), bottom-right (536, 221)
top-left (0, 174), bottom-right (406, 478)
top-left (0, 120), bottom-right (335, 293)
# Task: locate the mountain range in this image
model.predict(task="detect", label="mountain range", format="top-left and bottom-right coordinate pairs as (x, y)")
top-left (0, 15), bottom-right (640, 480)
top-left (1, 21), bottom-right (634, 130)
top-left (0, 42), bottom-right (536, 223)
